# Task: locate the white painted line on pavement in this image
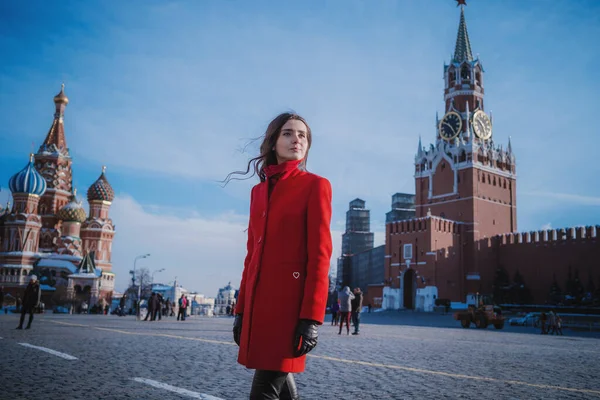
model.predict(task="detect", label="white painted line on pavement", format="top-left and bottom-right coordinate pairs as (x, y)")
top-left (132, 378), bottom-right (223, 399)
top-left (49, 321), bottom-right (600, 396)
top-left (18, 343), bottom-right (78, 360)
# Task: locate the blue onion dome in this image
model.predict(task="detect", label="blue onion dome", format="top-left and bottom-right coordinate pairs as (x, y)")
top-left (57, 189), bottom-right (86, 223)
top-left (8, 154), bottom-right (47, 196)
top-left (87, 166), bottom-right (115, 202)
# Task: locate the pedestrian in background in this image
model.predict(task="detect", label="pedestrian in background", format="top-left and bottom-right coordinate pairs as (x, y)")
top-left (351, 287), bottom-right (363, 335)
top-left (144, 293), bottom-right (155, 321)
top-left (228, 112), bottom-right (332, 399)
top-left (16, 275), bottom-right (41, 330)
top-left (338, 286), bottom-right (355, 335)
top-left (331, 299), bottom-right (340, 326)
top-left (177, 294), bottom-right (187, 321)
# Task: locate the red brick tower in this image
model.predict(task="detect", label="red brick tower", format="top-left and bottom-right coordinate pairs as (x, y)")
top-left (34, 84), bottom-right (73, 253)
top-left (384, 4), bottom-right (519, 306)
top-left (414, 4), bottom-right (517, 240)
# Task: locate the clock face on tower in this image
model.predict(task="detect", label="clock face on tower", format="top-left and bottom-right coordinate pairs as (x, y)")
top-left (471, 110), bottom-right (492, 140)
top-left (439, 111), bottom-right (462, 141)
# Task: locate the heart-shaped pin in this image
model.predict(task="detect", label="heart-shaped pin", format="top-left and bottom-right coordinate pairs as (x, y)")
top-left (293, 272), bottom-right (300, 279)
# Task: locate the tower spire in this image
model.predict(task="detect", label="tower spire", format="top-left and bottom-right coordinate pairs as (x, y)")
top-left (453, 3), bottom-right (473, 63)
top-left (39, 84), bottom-right (69, 156)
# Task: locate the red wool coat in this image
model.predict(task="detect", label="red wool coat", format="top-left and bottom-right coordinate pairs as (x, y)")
top-left (236, 159), bottom-right (333, 373)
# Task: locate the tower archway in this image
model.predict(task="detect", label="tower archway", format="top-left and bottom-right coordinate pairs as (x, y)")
top-left (403, 269), bottom-right (417, 310)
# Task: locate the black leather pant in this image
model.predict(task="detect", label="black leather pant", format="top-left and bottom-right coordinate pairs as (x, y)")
top-left (249, 370), bottom-right (299, 400)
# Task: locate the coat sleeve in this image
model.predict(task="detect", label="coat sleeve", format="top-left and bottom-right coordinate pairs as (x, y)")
top-left (299, 177), bottom-right (333, 324)
top-left (235, 187), bottom-right (255, 315)
top-left (35, 285), bottom-right (41, 307)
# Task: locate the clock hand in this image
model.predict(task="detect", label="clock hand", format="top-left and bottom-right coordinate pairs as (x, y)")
top-left (442, 122), bottom-right (456, 135)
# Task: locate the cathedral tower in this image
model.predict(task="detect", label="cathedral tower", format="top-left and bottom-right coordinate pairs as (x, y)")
top-left (1, 155), bottom-right (47, 280)
top-left (55, 189), bottom-right (86, 257)
top-left (81, 166), bottom-right (116, 273)
top-left (34, 84), bottom-right (73, 252)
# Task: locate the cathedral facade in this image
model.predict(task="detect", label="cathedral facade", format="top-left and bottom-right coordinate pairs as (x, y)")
top-left (0, 85), bottom-right (117, 307)
top-left (371, 5), bottom-right (600, 309)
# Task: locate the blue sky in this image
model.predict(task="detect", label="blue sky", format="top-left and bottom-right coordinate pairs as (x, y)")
top-left (1, 0), bottom-right (599, 297)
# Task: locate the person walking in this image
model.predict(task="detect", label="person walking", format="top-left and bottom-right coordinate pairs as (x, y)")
top-left (331, 299), bottom-right (340, 326)
top-left (119, 295), bottom-right (127, 316)
top-left (351, 287), bottom-right (363, 335)
top-left (338, 286), bottom-right (355, 335)
top-left (165, 298), bottom-right (171, 317)
top-left (144, 293), bottom-right (155, 321)
top-left (16, 275), bottom-right (41, 330)
top-left (177, 294), bottom-right (186, 321)
top-left (228, 113), bottom-right (332, 399)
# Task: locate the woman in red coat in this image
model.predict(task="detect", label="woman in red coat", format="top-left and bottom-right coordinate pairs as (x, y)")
top-left (226, 112), bottom-right (333, 399)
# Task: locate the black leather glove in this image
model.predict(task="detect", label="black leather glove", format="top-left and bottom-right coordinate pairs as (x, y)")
top-left (293, 319), bottom-right (319, 357)
top-left (233, 314), bottom-right (243, 346)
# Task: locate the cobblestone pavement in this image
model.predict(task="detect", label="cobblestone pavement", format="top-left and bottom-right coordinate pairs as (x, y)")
top-left (0, 312), bottom-right (599, 400)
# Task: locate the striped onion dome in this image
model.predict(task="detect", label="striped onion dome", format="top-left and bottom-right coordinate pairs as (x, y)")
top-left (8, 154), bottom-right (47, 196)
top-left (57, 189), bottom-right (86, 223)
top-left (87, 166), bottom-right (114, 202)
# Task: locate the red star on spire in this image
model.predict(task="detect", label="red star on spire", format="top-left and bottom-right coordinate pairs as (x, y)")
top-left (456, 0), bottom-right (467, 6)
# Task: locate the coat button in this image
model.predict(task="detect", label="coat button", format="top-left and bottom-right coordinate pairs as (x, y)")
top-left (257, 236), bottom-right (262, 244)
top-left (262, 211), bottom-right (266, 218)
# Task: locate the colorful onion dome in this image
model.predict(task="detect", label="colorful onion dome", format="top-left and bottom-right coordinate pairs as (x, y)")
top-left (8, 154), bottom-right (47, 196)
top-left (53, 83), bottom-right (69, 105)
top-left (57, 189), bottom-right (86, 223)
top-left (87, 166), bottom-right (114, 202)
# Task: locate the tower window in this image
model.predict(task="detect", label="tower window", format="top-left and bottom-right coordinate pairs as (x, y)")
top-left (461, 66), bottom-right (470, 81)
top-left (449, 69), bottom-right (456, 85)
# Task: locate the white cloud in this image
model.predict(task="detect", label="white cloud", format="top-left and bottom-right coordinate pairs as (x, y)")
top-left (110, 194), bottom-right (349, 296)
top-left (109, 194), bottom-right (249, 297)
top-left (540, 223), bottom-right (552, 230)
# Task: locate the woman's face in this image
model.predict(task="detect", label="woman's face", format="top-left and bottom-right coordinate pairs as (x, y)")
top-left (274, 119), bottom-right (309, 164)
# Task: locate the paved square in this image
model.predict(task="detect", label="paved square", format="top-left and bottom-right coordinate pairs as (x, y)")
top-left (0, 312), bottom-right (598, 399)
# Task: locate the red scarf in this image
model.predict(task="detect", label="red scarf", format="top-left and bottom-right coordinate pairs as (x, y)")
top-left (264, 159), bottom-right (303, 196)
top-left (263, 159), bottom-right (303, 179)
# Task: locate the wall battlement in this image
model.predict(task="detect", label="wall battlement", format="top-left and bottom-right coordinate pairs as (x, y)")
top-left (387, 215), bottom-right (462, 235)
top-left (490, 225), bottom-right (599, 247)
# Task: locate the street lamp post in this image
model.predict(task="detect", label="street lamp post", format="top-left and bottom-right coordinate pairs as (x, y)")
top-left (133, 253), bottom-right (150, 320)
top-left (151, 268), bottom-right (165, 284)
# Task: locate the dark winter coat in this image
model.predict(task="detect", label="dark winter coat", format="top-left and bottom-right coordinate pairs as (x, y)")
top-left (22, 281), bottom-right (41, 311)
top-left (351, 291), bottom-right (363, 313)
top-left (236, 159), bottom-right (333, 373)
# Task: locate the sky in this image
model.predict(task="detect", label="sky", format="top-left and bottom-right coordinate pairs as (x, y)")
top-left (1, 0), bottom-right (599, 297)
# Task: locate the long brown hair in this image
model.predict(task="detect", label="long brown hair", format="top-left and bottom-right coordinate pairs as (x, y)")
top-left (222, 112), bottom-right (312, 185)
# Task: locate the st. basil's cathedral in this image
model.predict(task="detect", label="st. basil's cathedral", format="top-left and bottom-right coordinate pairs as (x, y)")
top-left (0, 85), bottom-right (117, 306)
